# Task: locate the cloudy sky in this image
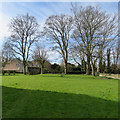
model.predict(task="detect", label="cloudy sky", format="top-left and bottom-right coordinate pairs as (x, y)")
top-left (0, 2), bottom-right (118, 63)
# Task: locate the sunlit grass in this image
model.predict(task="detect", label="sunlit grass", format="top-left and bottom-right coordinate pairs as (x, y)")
top-left (2, 74), bottom-right (118, 118)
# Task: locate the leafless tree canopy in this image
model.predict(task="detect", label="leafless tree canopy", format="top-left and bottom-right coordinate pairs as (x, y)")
top-left (69, 44), bottom-right (85, 66)
top-left (32, 44), bottom-right (48, 74)
top-left (8, 13), bottom-right (40, 74)
top-left (43, 14), bottom-right (73, 74)
top-left (71, 4), bottom-right (117, 75)
top-left (2, 41), bottom-right (14, 64)
top-left (1, 4), bottom-right (118, 76)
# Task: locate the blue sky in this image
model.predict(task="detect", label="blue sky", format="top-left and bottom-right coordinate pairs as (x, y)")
top-left (0, 2), bottom-right (118, 63)
top-left (1, 2), bottom-right (118, 19)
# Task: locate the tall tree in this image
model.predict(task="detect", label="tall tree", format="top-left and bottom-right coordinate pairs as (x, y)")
top-left (71, 4), bottom-right (117, 76)
top-left (111, 47), bottom-right (119, 73)
top-left (97, 13), bottom-right (117, 73)
top-left (32, 44), bottom-right (48, 74)
top-left (7, 13), bottom-right (39, 74)
top-left (43, 14), bottom-right (73, 74)
top-left (2, 41), bottom-right (14, 65)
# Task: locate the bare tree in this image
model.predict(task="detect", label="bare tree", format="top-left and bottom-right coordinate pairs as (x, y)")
top-left (0, 51), bottom-right (2, 74)
top-left (111, 47), bottom-right (119, 73)
top-left (71, 4), bottom-right (117, 76)
top-left (97, 13), bottom-right (117, 73)
top-left (7, 13), bottom-right (39, 74)
top-left (2, 41), bottom-right (14, 66)
top-left (32, 44), bottom-right (48, 74)
top-left (43, 14), bottom-right (73, 74)
top-left (69, 44), bottom-right (85, 66)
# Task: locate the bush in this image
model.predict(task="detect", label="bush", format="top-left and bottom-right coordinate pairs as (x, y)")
top-left (8, 71), bottom-right (11, 75)
top-left (2, 70), bottom-right (5, 76)
top-left (95, 72), bottom-right (99, 76)
top-left (13, 71), bottom-right (15, 75)
top-left (28, 67), bottom-right (41, 75)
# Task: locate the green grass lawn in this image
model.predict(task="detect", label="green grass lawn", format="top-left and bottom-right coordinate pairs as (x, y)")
top-left (1, 74), bottom-right (118, 118)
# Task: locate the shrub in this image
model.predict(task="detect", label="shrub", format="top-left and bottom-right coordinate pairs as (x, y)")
top-left (2, 70), bottom-right (5, 76)
top-left (95, 72), bottom-right (99, 76)
top-left (28, 67), bottom-right (41, 75)
top-left (61, 73), bottom-right (64, 77)
top-left (13, 71), bottom-right (15, 75)
top-left (8, 71), bottom-right (11, 75)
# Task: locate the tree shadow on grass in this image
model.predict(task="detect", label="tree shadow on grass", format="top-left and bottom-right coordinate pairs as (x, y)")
top-left (1, 74), bottom-right (21, 76)
top-left (2, 86), bottom-right (118, 118)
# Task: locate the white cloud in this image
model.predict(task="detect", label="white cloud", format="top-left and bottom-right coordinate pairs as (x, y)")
top-left (0, 14), bottom-right (10, 38)
top-left (0, 9), bottom-right (11, 48)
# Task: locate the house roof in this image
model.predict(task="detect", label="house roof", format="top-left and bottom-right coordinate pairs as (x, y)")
top-left (3, 63), bottom-right (19, 71)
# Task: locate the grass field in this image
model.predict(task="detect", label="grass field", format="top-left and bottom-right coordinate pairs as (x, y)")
top-left (1, 74), bottom-right (118, 118)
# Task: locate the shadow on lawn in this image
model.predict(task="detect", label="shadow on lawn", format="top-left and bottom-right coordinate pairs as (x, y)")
top-left (1, 74), bottom-right (20, 76)
top-left (2, 86), bottom-right (118, 118)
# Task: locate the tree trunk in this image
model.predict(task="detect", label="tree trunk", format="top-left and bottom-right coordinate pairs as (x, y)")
top-left (23, 61), bottom-right (26, 75)
top-left (64, 60), bottom-right (67, 74)
top-left (90, 56), bottom-right (96, 76)
top-left (98, 54), bottom-right (103, 73)
top-left (41, 65), bottom-right (43, 74)
top-left (91, 64), bottom-right (95, 76)
top-left (107, 49), bottom-right (111, 73)
top-left (98, 58), bottom-right (102, 73)
top-left (86, 55), bottom-right (90, 75)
